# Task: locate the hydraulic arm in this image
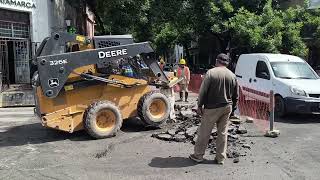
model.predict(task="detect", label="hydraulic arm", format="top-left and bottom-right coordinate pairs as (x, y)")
top-left (35, 32), bottom-right (169, 98)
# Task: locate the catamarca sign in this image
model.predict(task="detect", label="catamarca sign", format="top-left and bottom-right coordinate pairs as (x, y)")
top-left (0, 0), bottom-right (36, 9)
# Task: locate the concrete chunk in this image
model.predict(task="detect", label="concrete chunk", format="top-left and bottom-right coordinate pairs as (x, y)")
top-left (186, 126), bottom-right (198, 137)
top-left (228, 134), bottom-right (239, 140)
top-left (236, 127), bottom-right (248, 134)
top-left (180, 109), bottom-right (195, 119)
top-left (154, 133), bottom-right (172, 141)
top-left (168, 129), bottom-right (177, 136)
top-left (233, 158), bottom-right (240, 163)
top-left (174, 134), bottom-right (186, 142)
top-left (242, 144), bottom-right (251, 149)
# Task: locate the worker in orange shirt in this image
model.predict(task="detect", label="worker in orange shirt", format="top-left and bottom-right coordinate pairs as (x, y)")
top-left (159, 57), bottom-right (165, 70)
top-left (177, 58), bottom-right (190, 102)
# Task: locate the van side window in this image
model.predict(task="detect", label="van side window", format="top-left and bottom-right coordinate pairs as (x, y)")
top-left (256, 61), bottom-right (270, 80)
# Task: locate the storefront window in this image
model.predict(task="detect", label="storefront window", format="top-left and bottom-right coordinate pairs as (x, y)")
top-left (0, 20), bottom-right (29, 39)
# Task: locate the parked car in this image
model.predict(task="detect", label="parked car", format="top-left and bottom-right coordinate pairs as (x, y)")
top-left (235, 53), bottom-right (320, 117)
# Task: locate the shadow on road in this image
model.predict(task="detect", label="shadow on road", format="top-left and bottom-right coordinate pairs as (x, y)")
top-left (149, 157), bottom-right (217, 168)
top-left (149, 157), bottom-right (197, 168)
top-left (0, 123), bottom-right (91, 147)
top-left (0, 118), bottom-right (159, 148)
top-left (121, 117), bottom-right (160, 132)
top-left (275, 114), bottom-right (320, 124)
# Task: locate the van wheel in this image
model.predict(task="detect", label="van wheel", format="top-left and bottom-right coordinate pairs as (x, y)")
top-left (138, 91), bottom-right (171, 127)
top-left (84, 101), bottom-right (122, 139)
top-left (275, 95), bottom-right (286, 118)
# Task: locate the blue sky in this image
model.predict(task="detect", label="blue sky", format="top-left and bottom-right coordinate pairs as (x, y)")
top-left (309, 0), bottom-right (320, 8)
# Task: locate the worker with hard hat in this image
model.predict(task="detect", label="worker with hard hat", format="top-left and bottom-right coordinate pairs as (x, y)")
top-left (177, 58), bottom-right (190, 102)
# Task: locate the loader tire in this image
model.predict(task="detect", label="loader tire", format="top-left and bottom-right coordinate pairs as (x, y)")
top-left (138, 91), bottom-right (171, 127)
top-left (84, 101), bottom-right (122, 139)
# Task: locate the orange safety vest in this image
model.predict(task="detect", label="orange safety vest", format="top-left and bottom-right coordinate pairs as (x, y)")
top-left (160, 63), bottom-right (165, 70)
top-left (177, 66), bottom-right (190, 83)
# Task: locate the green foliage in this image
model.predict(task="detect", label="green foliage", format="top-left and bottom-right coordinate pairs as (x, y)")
top-left (83, 0), bottom-right (320, 58)
top-left (153, 23), bottom-right (178, 53)
top-left (217, 0), bottom-right (319, 57)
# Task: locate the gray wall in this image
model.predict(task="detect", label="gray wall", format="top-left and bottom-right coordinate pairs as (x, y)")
top-left (49, 0), bottom-right (66, 33)
top-left (31, 0), bottom-right (50, 43)
top-left (48, 0), bottom-right (82, 35)
top-left (0, 0), bottom-right (51, 43)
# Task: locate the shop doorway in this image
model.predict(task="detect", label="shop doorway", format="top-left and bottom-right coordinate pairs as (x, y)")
top-left (0, 39), bottom-right (30, 90)
top-left (0, 40), bottom-right (8, 92)
top-left (0, 8), bottom-right (31, 93)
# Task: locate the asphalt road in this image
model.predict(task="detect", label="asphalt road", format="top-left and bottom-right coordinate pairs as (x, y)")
top-left (1, 107), bottom-right (320, 180)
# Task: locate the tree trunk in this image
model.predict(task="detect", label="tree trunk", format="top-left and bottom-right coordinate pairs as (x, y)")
top-left (91, 9), bottom-right (105, 34)
top-left (183, 43), bottom-right (190, 62)
top-left (84, 0), bottom-right (106, 34)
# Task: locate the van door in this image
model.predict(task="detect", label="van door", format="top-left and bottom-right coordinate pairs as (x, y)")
top-left (235, 55), bottom-right (257, 98)
top-left (251, 60), bottom-right (272, 102)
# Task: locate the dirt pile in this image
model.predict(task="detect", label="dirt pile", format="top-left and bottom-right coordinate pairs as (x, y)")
top-left (152, 106), bottom-right (251, 162)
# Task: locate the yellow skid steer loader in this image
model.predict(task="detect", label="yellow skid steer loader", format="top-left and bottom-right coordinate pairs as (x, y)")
top-left (32, 32), bottom-right (178, 139)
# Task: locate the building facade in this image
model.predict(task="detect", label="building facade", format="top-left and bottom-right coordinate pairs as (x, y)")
top-left (0, 0), bottom-right (94, 107)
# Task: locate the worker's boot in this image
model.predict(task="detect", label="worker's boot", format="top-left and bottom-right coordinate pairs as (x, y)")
top-left (185, 92), bottom-right (188, 102)
top-left (229, 110), bottom-right (239, 120)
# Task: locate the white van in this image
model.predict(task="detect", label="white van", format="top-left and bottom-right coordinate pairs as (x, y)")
top-left (235, 53), bottom-right (320, 116)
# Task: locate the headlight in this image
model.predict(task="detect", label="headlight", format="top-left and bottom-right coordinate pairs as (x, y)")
top-left (290, 86), bottom-right (307, 96)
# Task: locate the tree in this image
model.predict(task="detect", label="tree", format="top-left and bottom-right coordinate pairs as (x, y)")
top-left (228, 1), bottom-right (285, 54)
top-left (209, 0), bottom-right (316, 58)
top-left (70, 0), bottom-right (320, 60)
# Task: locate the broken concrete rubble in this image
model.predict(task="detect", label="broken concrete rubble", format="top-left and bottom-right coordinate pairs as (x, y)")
top-left (152, 104), bottom-right (251, 161)
top-left (246, 117), bottom-right (254, 123)
top-left (227, 150), bottom-right (240, 158)
top-left (152, 133), bottom-right (172, 141)
top-left (242, 144), bottom-right (251, 149)
top-left (186, 126), bottom-right (198, 137)
top-left (192, 135), bottom-right (198, 145)
top-left (174, 134), bottom-right (187, 142)
top-left (233, 158), bottom-right (240, 163)
top-left (236, 127), bottom-right (248, 134)
top-left (228, 133), bottom-right (239, 141)
top-left (180, 109), bottom-right (194, 119)
top-left (168, 129), bottom-right (177, 136)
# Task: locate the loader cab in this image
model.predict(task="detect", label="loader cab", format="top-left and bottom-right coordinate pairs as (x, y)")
top-left (93, 35), bottom-right (134, 49)
top-left (32, 33), bottom-right (145, 79)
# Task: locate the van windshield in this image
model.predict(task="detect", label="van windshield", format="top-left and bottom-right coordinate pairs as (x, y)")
top-left (270, 62), bottom-right (318, 79)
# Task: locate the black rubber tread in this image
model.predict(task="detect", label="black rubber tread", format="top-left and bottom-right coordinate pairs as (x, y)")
top-left (275, 95), bottom-right (286, 118)
top-left (137, 91), bottom-right (171, 127)
top-left (83, 101), bottom-right (122, 139)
